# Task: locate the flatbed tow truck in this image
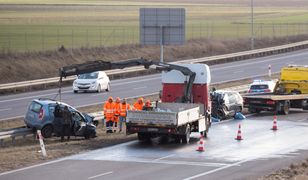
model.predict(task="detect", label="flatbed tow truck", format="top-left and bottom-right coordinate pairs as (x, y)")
top-left (243, 65), bottom-right (308, 114)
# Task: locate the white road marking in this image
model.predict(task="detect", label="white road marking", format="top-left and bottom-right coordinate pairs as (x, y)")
top-left (0, 115), bottom-right (23, 121)
top-left (113, 77), bottom-right (160, 86)
top-left (211, 52), bottom-right (308, 71)
top-left (182, 159), bottom-right (251, 180)
top-left (153, 154), bottom-right (175, 161)
top-left (0, 77), bottom-right (159, 103)
top-left (88, 171), bottom-right (113, 179)
top-left (133, 86), bottom-right (147, 90)
top-left (0, 90), bottom-right (71, 103)
top-left (0, 108), bottom-right (11, 112)
top-left (91, 92), bottom-right (107, 97)
top-left (233, 70), bottom-right (243, 74)
top-left (0, 157), bottom-right (69, 176)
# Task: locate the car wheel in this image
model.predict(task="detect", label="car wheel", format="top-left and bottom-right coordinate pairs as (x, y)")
top-left (281, 101), bottom-right (290, 115)
top-left (106, 83), bottom-right (110, 92)
top-left (73, 90), bottom-right (78, 93)
top-left (97, 84), bottom-right (101, 93)
top-left (41, 125), bottom-right (53, 138)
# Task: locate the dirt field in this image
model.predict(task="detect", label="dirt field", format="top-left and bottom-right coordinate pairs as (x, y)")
top-left (261, 159), bottom-right (308, 180)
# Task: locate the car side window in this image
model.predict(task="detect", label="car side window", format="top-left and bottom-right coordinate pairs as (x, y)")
top-left (49, 106), bottom-right (55, 116)
top-left (29, 102), bottom-right (42, 113)
top-left (72, 112), bottom-right (83, 122)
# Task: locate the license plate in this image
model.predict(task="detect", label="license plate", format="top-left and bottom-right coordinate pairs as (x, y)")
top-left (147, 128), bottom-right (158, 132)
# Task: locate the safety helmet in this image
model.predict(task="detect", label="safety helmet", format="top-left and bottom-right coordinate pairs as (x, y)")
top-left (138, 97), bottom-right (144, 103)
top-left (145, 100), bottom-right (151, 107)
top-left (116, 97), bottom-right (121, 103)
top-left (108, 96), bottom-right (113, 101)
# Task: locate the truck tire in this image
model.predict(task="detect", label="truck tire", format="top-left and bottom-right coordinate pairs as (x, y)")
top-left (281, 101), bottom-right (290, 115)
top-left (137, 132), bottom-right (150, 142)
top-left (181, 124), bottom-right (191, 144)
top-left (248, 108), bottom-right (261, 114)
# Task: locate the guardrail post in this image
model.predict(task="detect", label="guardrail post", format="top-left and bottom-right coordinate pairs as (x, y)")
top-left (0, 139), bottom-right (3, 147)
top-left (12, 136), bottom-right (15, 145)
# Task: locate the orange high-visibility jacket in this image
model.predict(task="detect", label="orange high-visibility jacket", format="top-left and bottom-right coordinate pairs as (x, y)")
top-left (113, 102), bottom-right (121, 122)
top-left (133, 102), bottom-right (144, 111)
top-left (120, 103), bottom-right (131, 117)
top-left (103, 101), bottom-right (115, 121)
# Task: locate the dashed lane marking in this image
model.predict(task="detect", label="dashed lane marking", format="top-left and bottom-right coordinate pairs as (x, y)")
top-left (88, 171), bottom-right (113, 179)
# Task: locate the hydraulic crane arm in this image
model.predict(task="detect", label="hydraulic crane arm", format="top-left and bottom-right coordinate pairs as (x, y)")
top-left (59, 58), bottom-right (196, 103)
top-left (59, 57), bottom-right (152, 78)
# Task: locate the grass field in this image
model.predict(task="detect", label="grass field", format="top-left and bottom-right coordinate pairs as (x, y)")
top-left (0, 0), bottom-right (308, 51)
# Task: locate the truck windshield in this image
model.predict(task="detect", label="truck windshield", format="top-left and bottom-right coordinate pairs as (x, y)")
top-left (250, 85), bottom-right (268, 90)
top-left (78, 72), bottom-right (98, 79)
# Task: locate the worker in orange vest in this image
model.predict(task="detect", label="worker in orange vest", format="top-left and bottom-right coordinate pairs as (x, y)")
top-left (113, 97), bottom-right (121, 133)
top-left (143, 99), bottom-right (153, 111)
top-left (119, 98), bottom-right (131, 132)
top-left (133, 97), bottom-right (144, 111)
top-left (103, 96), bottom-right (115, 133)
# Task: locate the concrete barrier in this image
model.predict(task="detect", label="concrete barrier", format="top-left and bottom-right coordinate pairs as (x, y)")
top-left (1, 40), bottom-right (308, 94)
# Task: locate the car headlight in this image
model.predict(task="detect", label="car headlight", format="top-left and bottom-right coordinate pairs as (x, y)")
top-left (91, 81), bottom-right (96, 85)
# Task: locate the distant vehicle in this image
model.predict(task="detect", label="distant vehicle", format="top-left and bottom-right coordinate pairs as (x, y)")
top-left (73, 71), bottom-right (110, 93)
top-left (211, 90), bottom-right (243, 120)
top-left (24, 98), bottom-right (98, 138)
top-left (248, 80), bottom-right (276, 94)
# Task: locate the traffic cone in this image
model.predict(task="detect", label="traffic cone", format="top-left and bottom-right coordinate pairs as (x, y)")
top-left (235, 124), bottom-right (243, 140)
top-left (196, 135), bottom-right (205, 152)
top-left (271, 115), bottom-right (278, 131)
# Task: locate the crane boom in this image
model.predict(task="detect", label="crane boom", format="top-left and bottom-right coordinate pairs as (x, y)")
top-left (59, 58), bottom-right (196, 103)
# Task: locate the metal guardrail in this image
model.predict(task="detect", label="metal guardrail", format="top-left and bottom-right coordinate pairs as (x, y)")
top-left (1, 40), bottom-right (308, 92)
top-left (0, 128), bottom-right (34, 146)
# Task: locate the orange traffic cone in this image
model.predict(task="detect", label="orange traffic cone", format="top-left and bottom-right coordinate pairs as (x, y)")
top-left (271, 115), bottom-right (278, 131)
top-left (235, 124), bottom-right (243, 140)
top-left (196, 135), bottom-right (205, 152)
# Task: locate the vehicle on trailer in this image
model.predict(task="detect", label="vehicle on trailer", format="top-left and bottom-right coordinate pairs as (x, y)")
top-left (25, 98), bottom-right (98, 138)
top-left (211, 90), bottom-right (243, 120)
top-left (73, 71), bottom-right (110, 93)
top-left (59, 58), bottom-right (212, 143)
top-left (243, 65), bottom-right (308, 114)
top-left (248, 80), bottom-right (276, 94)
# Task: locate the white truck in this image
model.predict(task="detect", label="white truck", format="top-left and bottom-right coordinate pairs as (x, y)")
top-left (126, 102), bottom-right (207, 143)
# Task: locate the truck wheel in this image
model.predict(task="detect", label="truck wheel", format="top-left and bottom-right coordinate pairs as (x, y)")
top-left (41, 125), bottom-right (53, 138)
top-left (137, 132), bottom-right (150, 142)
top-left (181, 124), bottom-right (191, 144)
top-left (248, 108), bottom-right (260, 114)
top-left (281, 101), bottom-right (290, 115)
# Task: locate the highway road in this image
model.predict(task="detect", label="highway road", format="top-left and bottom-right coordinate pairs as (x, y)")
top-left (1, 110), bottom-right (308, 180)
top-left (0, 49), bottom-right (308, 121)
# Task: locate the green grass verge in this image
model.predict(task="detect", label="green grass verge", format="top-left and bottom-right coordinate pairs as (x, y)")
top-left (0, 0), bottom-right (308, 51)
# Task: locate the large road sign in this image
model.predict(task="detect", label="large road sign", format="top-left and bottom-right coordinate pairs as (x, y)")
top-left (140, 8), bottom-right (185, 45)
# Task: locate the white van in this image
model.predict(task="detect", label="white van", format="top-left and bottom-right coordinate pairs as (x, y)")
top-left (73, 71), bottom-right (110, 93)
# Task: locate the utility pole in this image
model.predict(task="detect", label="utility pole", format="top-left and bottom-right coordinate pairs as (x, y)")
top-left (250, 0), bottom-right (254, 50)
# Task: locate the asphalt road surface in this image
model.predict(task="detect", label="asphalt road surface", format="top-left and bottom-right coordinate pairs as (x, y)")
top-left (0, 49), bottom-right (308, 121)
top-left (1, 110), bottom-right (308, 180)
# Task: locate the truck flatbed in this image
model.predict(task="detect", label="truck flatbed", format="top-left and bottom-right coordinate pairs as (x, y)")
top-left (243, 93), bottom-right (308, 101)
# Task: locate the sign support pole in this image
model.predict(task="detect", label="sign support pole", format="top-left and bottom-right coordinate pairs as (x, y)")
top-left (160, 26), bottom-right (164, 62)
